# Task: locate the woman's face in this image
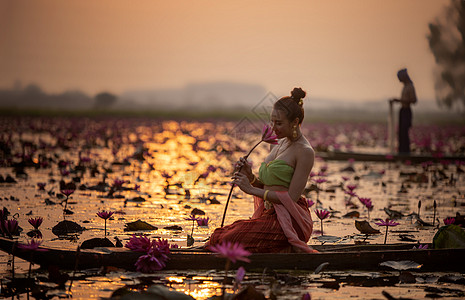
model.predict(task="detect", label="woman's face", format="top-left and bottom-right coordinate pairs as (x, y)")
top-left (270, 109), bottom-right (292, 139)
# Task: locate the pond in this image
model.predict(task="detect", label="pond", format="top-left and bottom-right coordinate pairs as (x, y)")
top-left (0, 116), bottom-right (464, 299)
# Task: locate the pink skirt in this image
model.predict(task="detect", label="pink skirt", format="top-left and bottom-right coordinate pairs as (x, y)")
top-left (206, 197), bottom-right (308, 253)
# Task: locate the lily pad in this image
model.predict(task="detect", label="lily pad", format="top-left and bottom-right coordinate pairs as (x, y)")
top-left (124, 220), bottom-right (158, 231)
top-left (433, 224), bottom-right (465, 249)
top-left (343, 211), bottom-right (360, 218)
top-left (81, 237), bottom-right (115, 249)
top-left (316, 235), bottom-right (342, 243)
top-left (379, 260), bottom-right (422, 271)
top-left (190, 208), bottom-right (205, 216)
top-left (355, 220), bottom-right (380, 234)
top-left (52, 220), bottom-right (84, 236)
top-left (164, 225), bottom-right (183, 231)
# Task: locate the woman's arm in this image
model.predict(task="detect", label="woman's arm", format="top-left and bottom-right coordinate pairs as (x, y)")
top-left (233, 146), bottom-right (315, 203)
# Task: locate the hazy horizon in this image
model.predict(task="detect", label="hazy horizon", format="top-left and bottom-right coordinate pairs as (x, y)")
top-left (0, 0), bottom-right (450, 106)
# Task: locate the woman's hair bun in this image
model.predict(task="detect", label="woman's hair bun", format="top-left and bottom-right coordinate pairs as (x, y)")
top-left (290, 87), bottom-right (306, 101)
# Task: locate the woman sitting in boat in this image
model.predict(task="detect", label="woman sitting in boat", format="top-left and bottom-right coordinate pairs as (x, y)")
top-left (206, 87), bottom-right (317, 253)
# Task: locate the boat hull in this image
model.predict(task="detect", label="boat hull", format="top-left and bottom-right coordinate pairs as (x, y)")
top-left (1, 238), bottom-right (464, 272)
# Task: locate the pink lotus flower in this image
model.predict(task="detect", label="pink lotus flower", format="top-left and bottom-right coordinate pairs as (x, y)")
top-left (28, 217), bottom-right (43, 230)
top-left (97, 210), bottom-right (114, 237)
top-left (37, 182), bottom-right (46, 190)
top-left (315, 209), bottom-right (330, 220)
top-left (131, 238), bottom-right (171, 273)
top-left (375, 218), bottom-right (400, 244)
top-left (153, 238), bottom-right (171, 255)
top-left (97, 210), bottom-right (114, 220)
top-left (341, 176), bottom-right (349, 181)
top-left (126, 234), bottom-right (153, 252)
top-left (262, 124), bottom-right (278, 144)
top-left (443, 217), bottom-right (455, 225)
top-left (112, 179), bottom-right (125, 189)
top-left (61, 189), bottom-right (75, 197)
top-left (209, 241), bottom-right (251, 263)
top-left (315, 209), bottom-right (330, 236)
top-left (413, 244), bottom-right (428, 250)
top-left (196, 217), bottom-right (210, 227)
top-left (17, 239), bottom-right (47, 252)
top-left (307, 199), bottom-right (315, 208)
top-left (302, 293), bottom-right (311, 300)
top-left (314, 178), bottom-right (327, 184)
top-left (233, 266), bottom-right (246, 291)
top-left (1, 219), bottom-right (19, 237)
top-left (359, 197), bottom-right (373, 219)
top-left (346, 184), bottom-right (357, 192)
top-left (135, 249), bottom-right (167, 273)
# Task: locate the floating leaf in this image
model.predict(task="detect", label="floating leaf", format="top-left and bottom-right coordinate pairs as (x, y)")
top-left (190, 208), bottom-right (205, 216)
top-left (187, 234), bottom-right (194, 247)
top-left (380, 260), bottom-right (422, 270)
top-left (314, 262), bottom-right (330, 274)
top-left (80, 237), bottom-right (115, 249)
top-left (127, 196), bottom-right (145, 203)
top-left (355, 220), bottom-right (380, 234)
top-left (164, 225), bottom-right (183, 231)
top-left (433, 224), bottom-right (465, 249)
top-left (383, 208), bottom-right (404, 219)
top-left (316, 235), bottom-right (342, 243)
top-left (343, 211), bottom-right (360, 218)
top-left (124, 220), bottom-right (158, 231)
top-left (52, 220), bottom-right (84, 236)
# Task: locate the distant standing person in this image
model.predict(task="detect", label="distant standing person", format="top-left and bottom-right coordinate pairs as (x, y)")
top-left (390, 68), bottom-right (417, 154)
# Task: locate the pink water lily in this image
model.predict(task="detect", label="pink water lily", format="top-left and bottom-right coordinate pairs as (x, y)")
top-left (375, 218), bottom-right (400, 244)
top-left (97, 210), bottom-right (114, 220)
top-left (97, 210), bottom-right (114, 237)
top-left (315, 209), bottom-right (330, 236)
top-left (28, 217), bottom-right (43, 230)
top-left (315, 209), bottom-right (330, 220)
top-left (61, 189), bottom-right (75, 197)
top-left (262, 124), bottom-right (278, 144)
top-left (443, 217), bottom-right (455, 225)
top-left (196, 217), bottom-right (210, 227)
top-left (307, 199), bottom-right (315, 208)
top-left (358, 197), bottom-right (373, 219)
top-left (134, 247), bottom-right (168, 273)
top-left (18, 238), bottom-right (47, 252)
top-left (209, 241), bottom-right (251, 263)
top-left (1, 219), bottom-right (19, 238)
top-left (128, 237), bottom-right (171, 273)
top-left (302, 293), bottom-right (311, 300)
top-left (37, 182), bottom-right (46, 190)
top-left (233, 266), bottom-right (246, 291)
top-left (125, 234), bottom-right (153, 252)
top-left (413, 244), bottom-right (428, 250)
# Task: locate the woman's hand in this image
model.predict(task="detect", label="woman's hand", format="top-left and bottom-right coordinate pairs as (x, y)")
top-left (232, 172), bottom-right (253, 194)
top-left (235, 156), bottom-right (253, 182)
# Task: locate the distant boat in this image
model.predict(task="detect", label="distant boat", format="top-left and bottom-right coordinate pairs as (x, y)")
top-left (317, 151), bottom-right (465, 163)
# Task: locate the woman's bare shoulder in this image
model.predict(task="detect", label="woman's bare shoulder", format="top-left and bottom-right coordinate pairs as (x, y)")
top-left (296, 142), bottom-right (315, 160)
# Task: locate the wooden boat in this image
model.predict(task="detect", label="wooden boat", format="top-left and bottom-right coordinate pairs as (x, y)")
top-left (316, 151), bottom-right (465, 163)
top-left (1, 237), bottom-right (464, 272)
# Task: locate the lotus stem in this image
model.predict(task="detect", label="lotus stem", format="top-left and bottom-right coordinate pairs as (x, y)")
top-left (321, 220), bottom-right (324, 236)
top-left (384, 227), bottom-right (388, 244)
top-left (417, 200), bottom-right (421, 219)
top-left (433, 200), bottom-right (437, 226)
top-left (221, 141), bottom-right (262, 227)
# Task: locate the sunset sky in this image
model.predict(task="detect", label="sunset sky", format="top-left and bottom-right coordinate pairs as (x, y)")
top-left (0, 0), bottom-right (450, 104)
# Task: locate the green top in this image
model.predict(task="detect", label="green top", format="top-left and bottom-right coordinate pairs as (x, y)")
top-left (258, 159), bottom-right (295, 188)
